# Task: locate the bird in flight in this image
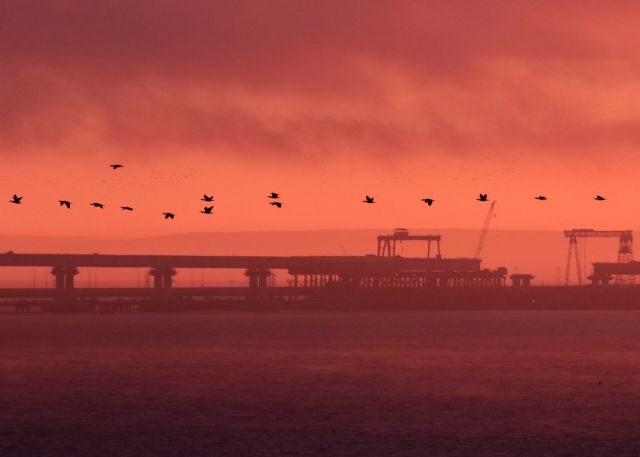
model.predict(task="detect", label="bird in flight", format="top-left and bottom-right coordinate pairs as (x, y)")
top-left (362, 195), bottom-right (375, 204)
top-left (269, 202), bottom-right (282, 208)
top-left (421, 198), bottom-right (434, 206)
top-left (594, 195), bottom-right (606, 201)
top-left (201, 206), bottom-right (214, 214)
top-left (534, 196), bottom-right (547, 201)
top-left (9, 194), bottom-right (22, 205)
top-left (162, 212), bottom-right (175, 219)
top-left (90, 202), bottom-right (104, 209)
top-left (121, 206), bottom-right (134, 211)
top-left (268, 192), bottom-right (280, 199)
top-left (477, 194), bottom-right (488, 201)
top-left (58, 200), bottom-right (71, 209)
top-left (201, 194), bottom-right (214, 202)
top-left (110, 164), bottom-right (124, 170)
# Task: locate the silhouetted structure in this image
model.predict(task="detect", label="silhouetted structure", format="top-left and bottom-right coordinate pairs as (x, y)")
top-left (376, 228), bottom-right (441, 258)
top-left (510, 274), bottom-right (534, 287)
top-left (2, 228), bottom-right (640, 314)
top-left (0, 229), bottom-right (514, 312)
top-left (564, 229), bottom-right (633, 285)
top-left (475, 201), bottom-right (496, 259)
top-left (591, 261), bottom-right (640, 285)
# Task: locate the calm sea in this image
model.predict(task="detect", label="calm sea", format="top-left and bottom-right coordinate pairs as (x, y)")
top-left (2, 311), bottom-right (640, 456)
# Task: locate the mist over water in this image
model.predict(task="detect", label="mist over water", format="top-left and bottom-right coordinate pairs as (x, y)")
top-left (2, 311), bottom-right (640, 456)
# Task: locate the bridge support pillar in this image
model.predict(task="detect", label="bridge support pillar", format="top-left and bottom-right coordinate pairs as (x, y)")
top-left (149, 267), bottom-right (177, 290)
top-left (245, 268), bottom-right (271, 289)
top-left (339, 275), bottom-right (360, 288)
top-left (51, 266), bottom-right (79, 291)
top-left (163, 269), bottom-right (176, 288)
top-left (46, 266), bottom-right (81, 312)
top-left (146, 267), bottom-right (177, 309)
top-left (590, 274), bottom-right (611, 286)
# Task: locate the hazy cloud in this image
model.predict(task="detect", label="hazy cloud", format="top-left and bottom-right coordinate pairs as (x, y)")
top-left (3, 0), bottom-right (640, 160)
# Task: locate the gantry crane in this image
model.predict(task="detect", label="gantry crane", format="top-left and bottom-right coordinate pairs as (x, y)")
top-left (377, 228), bottom-right (441, 258)
top-left (564, 229), bottom-right (633, 285)
top-left (474, 201), bottom-right (496, 259)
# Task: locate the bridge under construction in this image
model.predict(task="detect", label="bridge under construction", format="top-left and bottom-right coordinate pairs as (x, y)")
top-left (1, 227), bottom-right (640, 313)
top-left (0, 228), bottom-right (517, 312)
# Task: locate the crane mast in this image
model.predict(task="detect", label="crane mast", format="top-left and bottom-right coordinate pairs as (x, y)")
top-left (475, 201), bottom-right (496, 259)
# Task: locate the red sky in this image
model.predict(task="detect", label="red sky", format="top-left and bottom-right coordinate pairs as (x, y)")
top-left (2, 0), bottom-right (640, 237)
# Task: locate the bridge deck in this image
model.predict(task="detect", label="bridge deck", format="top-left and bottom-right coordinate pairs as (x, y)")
top-left (0, 253), bottom-right (481, 273)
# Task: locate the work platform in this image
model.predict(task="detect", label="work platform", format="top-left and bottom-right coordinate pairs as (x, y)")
top-left (591, 261), bottom-right (640, 285)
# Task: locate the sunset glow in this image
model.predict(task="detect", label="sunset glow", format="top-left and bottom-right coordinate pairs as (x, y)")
top-left (3, 1), bottom-right (640, 236)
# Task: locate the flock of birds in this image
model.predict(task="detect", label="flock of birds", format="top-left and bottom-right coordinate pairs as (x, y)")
top-left (6, 164), bottom-right (610, 219)
top-left (363, 193), bottom-right (606, 205)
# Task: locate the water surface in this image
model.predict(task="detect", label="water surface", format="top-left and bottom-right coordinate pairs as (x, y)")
top-left (2, 311), bottom-right (640, 456)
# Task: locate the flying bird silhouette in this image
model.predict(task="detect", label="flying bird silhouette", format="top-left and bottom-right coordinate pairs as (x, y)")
top-left (201, 194), bottom-right (214, 202)
top-left (594, 195), bottom-right (606, 201)
top-left (269, 202), bottom-right (282, 208)
top-left (58, 200), bottom-right (71, 209)
top-left (90, 202), bottom-right (104, 209)
top-left (110, 164), bottom-right (124, 170)
top-left (477, 194), bottom-right (488, 202)
top-left (121, 206), bottom-right (134, 211)
top-left (362, 195), bottom-right (375, 204)
top-left (201, 206), bottom-right (214, 214)
top-left (268, 192), bottom-right (280, 199)
top-left (534, 196), bottom-right (547, 201)
top-left (421, 198), bottom-right (434, 206)
top-left (162, 212), bottom-right (175, 219)
top-left (9, 194), bottom-right (22, 204)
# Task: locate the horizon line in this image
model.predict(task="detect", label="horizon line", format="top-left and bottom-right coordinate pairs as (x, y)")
top-left (1, 226), bottom-right (638, 239)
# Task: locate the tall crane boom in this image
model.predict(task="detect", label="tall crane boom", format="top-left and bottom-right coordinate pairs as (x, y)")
top-left (475, 201), bottom-right (496, 259)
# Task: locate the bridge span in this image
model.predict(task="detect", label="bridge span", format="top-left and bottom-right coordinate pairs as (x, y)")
top-left (0, 253), bottom-right (480, 270)
top-left (0, 252), bottom-right (513, 312)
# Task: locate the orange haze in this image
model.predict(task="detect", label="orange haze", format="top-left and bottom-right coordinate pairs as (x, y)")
top-left (2, 1), bottom-right (640, 239)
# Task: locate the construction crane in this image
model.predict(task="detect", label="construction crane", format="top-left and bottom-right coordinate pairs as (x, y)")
top-left (474, 201), bottom-right (496, 259)
top-left (564, 229), bottom-right (633, 285)
top-left (377, 228), bottom-right (441, 258)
